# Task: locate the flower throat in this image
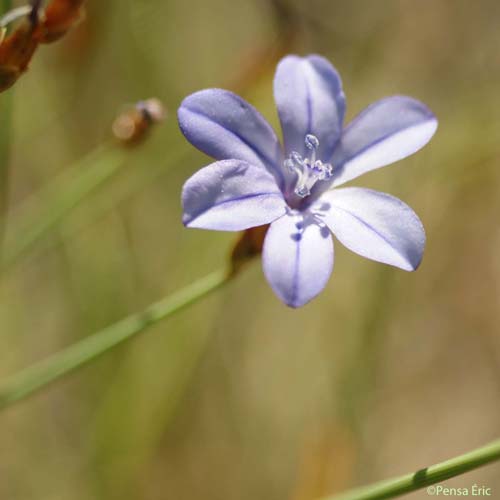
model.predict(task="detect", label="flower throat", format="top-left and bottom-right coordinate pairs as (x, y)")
top-left (284, 134), bottom-right (333, 198)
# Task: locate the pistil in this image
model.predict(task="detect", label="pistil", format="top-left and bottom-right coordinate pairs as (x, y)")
top-left (284, 134), bottom-right (333, 198)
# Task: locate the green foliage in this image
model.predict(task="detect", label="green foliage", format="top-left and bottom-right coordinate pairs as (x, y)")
top-left (1, 1), bottom-right (500, 500)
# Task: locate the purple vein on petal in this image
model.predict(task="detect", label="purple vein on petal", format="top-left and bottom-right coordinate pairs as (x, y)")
top-left (328, 203), bottom-right (398, 252)
top-left (180, 106), bottom-right (286, 188)
top-left (290, 235), bottom-right (301, 307)
top-left (183, 192), bottom-right (284, 226)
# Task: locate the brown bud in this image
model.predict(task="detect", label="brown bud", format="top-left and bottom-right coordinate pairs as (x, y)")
top-left (35, 0), bottom-right (86, 43)
top-left (230, 225), bottom-right (269, 277)
top-left (0, 17), bottom-right (39, 92)
top-left (112, 98), bottom-right (167, 145)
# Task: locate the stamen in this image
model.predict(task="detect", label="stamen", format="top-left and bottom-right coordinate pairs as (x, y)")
top-left (284, 134), bottom-right (333, 198)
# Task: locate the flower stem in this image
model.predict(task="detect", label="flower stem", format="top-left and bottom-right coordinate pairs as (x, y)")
top-left (0, 89), bottom-right (12, 242)
top-left (0, 267), bottom-right (230, 410)
top-left (325, 439), bottom-right (500, 500)
top-left (1, 144), bottom-right (126, 271)
top-left (54, 146), bottom-right (190, 251)
top-left (1, 0), bottom-right (10, 13)
top-left (0, 0), bottom-right (14, 250)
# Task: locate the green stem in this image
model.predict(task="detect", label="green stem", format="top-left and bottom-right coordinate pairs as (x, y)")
top-left (0, 0), bottom-right (13, 249)
top-left (56, 147), bottom-right (189, 251)
top-left (326, 439), bottom-right (500, 500)
top-left (0, 90), bottom-right (12, 241)
top-left (0, 267), bottom-right (230, 409)
top-left (1, 145), bottom-right (126, 270)
top-left (1, 0), bottom-right (12, 14)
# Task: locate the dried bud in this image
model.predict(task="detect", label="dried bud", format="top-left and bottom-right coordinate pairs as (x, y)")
top-left (0, 0), bottom-right (88, 93)
top-left (35, 0), bottom-right (86, 44)
top-left (230, 225), bottom-right (269, 277)
top-left (0, 4), bottom-right (40, 92)
top-left (112, 98), bottom-right (167, 145)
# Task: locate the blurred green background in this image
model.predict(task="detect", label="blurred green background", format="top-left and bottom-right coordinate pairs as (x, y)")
top-left (1, 0), bottom-right (500, 499)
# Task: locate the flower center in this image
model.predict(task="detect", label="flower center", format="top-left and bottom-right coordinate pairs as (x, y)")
top-left (284, 134), bottom-right (333, 198)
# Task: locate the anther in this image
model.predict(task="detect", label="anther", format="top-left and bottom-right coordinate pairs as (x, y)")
top-left (284, 134), bottom-right (333, 198)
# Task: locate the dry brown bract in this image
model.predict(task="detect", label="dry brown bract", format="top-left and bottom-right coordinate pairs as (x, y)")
top-left (0, 0), bottom-right (86, 92)
top-left (35, 0), bottom-right (85, 43)
top-left (112, 99), bottom-right (167, 146)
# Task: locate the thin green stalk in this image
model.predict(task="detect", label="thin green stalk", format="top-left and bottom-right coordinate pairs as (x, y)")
top-left (1, 0), bottom-right (12, 15)
top-left (0, 92), bottom-right (12, 245)
top-left (0, 268), bottom-right (230, 409)
top-left (1, 145), bottom-right (126, 270)
top-left (325, 439), bottom-right (500, 500)
top-left (56, 146), bottom-right (189, 251)
top-left (0, 0), bottom-right (14, 248)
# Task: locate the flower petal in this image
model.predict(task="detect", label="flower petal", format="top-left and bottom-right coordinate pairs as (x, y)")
top-left (316, 187), bottom-right (425, 270)
top-left (330, 96), bottom-right (437, 187)
top-left (182, 160), bottom-right (286, 231)
top-left (274, 54), bottom-right (345, 160)
top-left (178, 89), bottom-right (285, 186)
top-left (262, 213), bottom-right (334, 307)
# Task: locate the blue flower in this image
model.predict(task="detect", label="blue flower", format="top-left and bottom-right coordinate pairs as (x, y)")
top-left (179, 55), bottom-right (437, 308)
